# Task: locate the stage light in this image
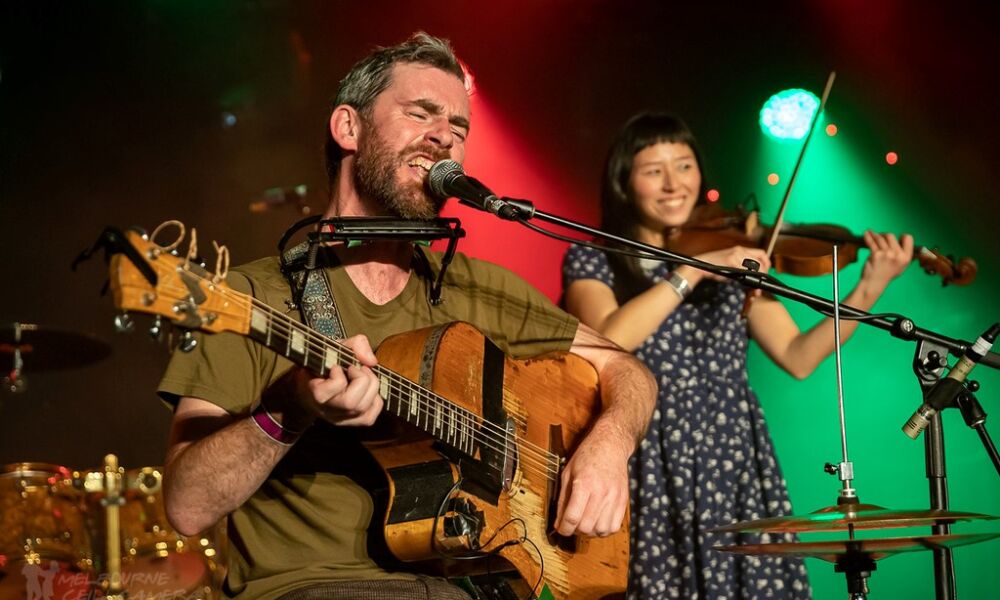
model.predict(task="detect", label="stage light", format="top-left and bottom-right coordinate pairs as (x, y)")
top-left (826, 123), bottom-right (838, 136)
top-left (706, 189), bottom-right (720, 202)
top-left (885, 151), bottom-right (898, 165)
top-left (759, 88), bottom-right (820, 141)
top-left (767, 173), bottom-right (780, 185)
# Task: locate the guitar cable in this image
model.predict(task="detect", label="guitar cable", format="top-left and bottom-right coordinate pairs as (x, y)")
top-left (431, 477), bottom-right (546, 600)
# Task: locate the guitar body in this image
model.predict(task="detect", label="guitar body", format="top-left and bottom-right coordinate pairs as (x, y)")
top-left (368, 322), bottom-right (628, 600)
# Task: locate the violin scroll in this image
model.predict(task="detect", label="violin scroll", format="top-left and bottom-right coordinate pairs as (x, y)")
top-left (916, 248), bottom-right (977, 286)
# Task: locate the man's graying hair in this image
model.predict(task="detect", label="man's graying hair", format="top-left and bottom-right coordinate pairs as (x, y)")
top-left (324, 32), bottom-right (466, 188)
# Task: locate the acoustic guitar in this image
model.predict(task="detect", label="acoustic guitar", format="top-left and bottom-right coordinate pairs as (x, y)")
top-left (103, 228), bottom-right (628, 600)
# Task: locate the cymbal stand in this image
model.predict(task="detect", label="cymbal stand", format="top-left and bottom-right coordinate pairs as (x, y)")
top-left (825, 246), bottom-right (874, 599)
top-left (2, 322), bottom-right (27, 393)
top-left (834, 550), bottom-right (877, 600)
top-left (828, 246), bottom-right (859, 507)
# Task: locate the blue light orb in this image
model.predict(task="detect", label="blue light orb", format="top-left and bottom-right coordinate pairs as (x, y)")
top-left (759, 89), bottom-right (820, 141)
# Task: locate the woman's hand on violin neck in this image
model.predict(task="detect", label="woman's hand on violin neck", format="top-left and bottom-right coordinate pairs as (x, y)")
top-left (690, 245), bottom-right (772, 282)
top-left (860, 231), bottom-right (914, 291)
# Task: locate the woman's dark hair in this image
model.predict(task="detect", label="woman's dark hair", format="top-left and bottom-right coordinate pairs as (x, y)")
top-left (599, 112), bottom-right (709, 303)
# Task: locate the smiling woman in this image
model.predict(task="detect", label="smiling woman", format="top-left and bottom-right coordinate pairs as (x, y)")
top-left (562, 111), bottom-right (914, 600)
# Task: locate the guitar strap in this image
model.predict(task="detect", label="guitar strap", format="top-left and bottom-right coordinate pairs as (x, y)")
top-left (281, 241), bottom-right (347, 339)
top-left (280, 242), bottom-right (442, 338)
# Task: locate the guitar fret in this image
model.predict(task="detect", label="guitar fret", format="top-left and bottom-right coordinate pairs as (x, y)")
top-left (323, 346), bottom-right (339, 374)
top-left (250, 308), bottom-right (268, 336)
top-left (379, 376), bottom-right (390, 403)
top-left (289, 328), bottom-right (305, 357)
top-left (409, 387), bottom-right (419, 420)
top-left (252, 311), bottom-right (486, 456)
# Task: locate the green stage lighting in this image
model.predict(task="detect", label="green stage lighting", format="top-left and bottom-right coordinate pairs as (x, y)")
top-left (760, 88), bottom-right (820, 141)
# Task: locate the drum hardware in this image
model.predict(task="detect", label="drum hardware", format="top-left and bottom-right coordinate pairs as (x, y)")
top-left (713, 248), bottom-right (999, 599)
top-left (1, 460), bottom-right (224, 599)
top-left (102, 454), bottom-right (126, 599)
top-left (1, 323), bottom-right (113, 395)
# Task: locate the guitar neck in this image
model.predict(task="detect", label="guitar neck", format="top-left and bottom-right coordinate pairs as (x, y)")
top-left (246, 304), bottom-right (479, 454)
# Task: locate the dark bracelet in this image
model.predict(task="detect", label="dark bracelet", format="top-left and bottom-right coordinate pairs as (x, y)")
top-left (250, 401), bottom-right (305, 446)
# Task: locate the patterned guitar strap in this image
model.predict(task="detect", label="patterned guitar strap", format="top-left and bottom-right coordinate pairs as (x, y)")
top-left (280, 241), bottom-right (347, 339)
top-left (280, 242), bottom-right (443, 338)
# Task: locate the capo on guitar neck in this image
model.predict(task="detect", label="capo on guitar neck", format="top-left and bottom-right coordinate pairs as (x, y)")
top-left (73, 226), bottom-right (159, 290)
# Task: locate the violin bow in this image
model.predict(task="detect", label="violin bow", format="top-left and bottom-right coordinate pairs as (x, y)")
top-left (763, 71), bottom-right (837, 258)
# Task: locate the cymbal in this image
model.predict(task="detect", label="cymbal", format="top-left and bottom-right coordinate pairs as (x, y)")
top-left (1, 323), bottom-right (112, 372)
top-left (711, 503), bottom-right (998, 534)
top-left (716, 533), bottom-right (1000, 563)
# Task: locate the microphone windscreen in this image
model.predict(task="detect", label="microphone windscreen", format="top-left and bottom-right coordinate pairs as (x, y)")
top-left (428, 160), bottom-right (464, 199)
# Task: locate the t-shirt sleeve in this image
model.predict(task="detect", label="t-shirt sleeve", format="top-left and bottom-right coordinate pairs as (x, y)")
top-left (437, 253), bottom-right (579, 358)
top-left (562, 243), bottom-right (614, 289)
top-left (157, 269), bottom-right (286, 414)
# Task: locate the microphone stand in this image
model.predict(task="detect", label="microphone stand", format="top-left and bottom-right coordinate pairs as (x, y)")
top-left (473, 197), bottom-right (1000, 600)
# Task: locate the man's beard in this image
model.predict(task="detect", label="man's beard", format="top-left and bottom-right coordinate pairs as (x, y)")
top-left (353, 122), bottom-right (449, 219)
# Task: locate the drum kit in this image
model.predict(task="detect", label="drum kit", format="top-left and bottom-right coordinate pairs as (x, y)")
top-left (1, 324), bottom-right (225, 599)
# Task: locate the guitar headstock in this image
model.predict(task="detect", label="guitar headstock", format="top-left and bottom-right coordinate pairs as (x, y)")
top-left (109, 229), bottom-right (252, 340)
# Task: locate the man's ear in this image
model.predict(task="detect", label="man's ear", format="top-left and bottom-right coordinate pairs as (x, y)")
top-left (330, 105), bottom-right (362, 152)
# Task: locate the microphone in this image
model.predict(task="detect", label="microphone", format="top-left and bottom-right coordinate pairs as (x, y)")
top-left (427, 160), bottom-right (520, 219)
top-left (903, 322), bottom-right (1000, 439)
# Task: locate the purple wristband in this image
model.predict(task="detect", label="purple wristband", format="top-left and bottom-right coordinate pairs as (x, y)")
top-left (251, 402), bottom-right (303, 446)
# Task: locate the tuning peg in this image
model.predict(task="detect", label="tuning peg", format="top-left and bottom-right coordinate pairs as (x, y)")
top-left (149, 316), bottom-right (164, 341)
top-left (179, 331), bottom-right (198, 353)
top-left (113, 312), bottom-right (135, 333)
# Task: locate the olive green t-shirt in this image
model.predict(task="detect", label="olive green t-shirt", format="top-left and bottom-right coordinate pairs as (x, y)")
top-left (158, 249), bottom-right (578, 600)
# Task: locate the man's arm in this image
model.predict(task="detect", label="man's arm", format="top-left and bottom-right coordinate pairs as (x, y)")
top-left (164, 397), bottom-right (290, 536)
top-left (163, 335), bottom-right (385, 536)
top-left (554, 323), bottom-right (656, 537)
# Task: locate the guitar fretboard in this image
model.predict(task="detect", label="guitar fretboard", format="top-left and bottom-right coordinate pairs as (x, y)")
top-left (247, 306), bottom-right (479, 455)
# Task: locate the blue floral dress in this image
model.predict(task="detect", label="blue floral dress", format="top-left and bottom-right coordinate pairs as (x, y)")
top-left (563, 244), bottom-right (811, 600)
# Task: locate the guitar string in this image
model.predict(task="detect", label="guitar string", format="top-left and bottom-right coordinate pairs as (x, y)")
top-left (167, 273), bottom-right (563, 472)
top-left (150, 276), bottom-right (563, 478)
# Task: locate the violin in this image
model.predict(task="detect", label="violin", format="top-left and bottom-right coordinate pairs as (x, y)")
top-left (664, 203), bottom-right (978, 286)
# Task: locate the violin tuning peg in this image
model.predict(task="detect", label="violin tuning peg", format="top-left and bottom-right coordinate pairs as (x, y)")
top-left (113, 311), bottom-right (135, 334)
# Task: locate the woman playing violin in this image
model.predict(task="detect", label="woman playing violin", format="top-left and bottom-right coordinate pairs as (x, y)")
top-left (562, 112), bottom-right (913, 599)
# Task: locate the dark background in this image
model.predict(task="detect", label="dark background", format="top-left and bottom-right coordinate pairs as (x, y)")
top-left (2, 2), bottom-right (999, 598)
